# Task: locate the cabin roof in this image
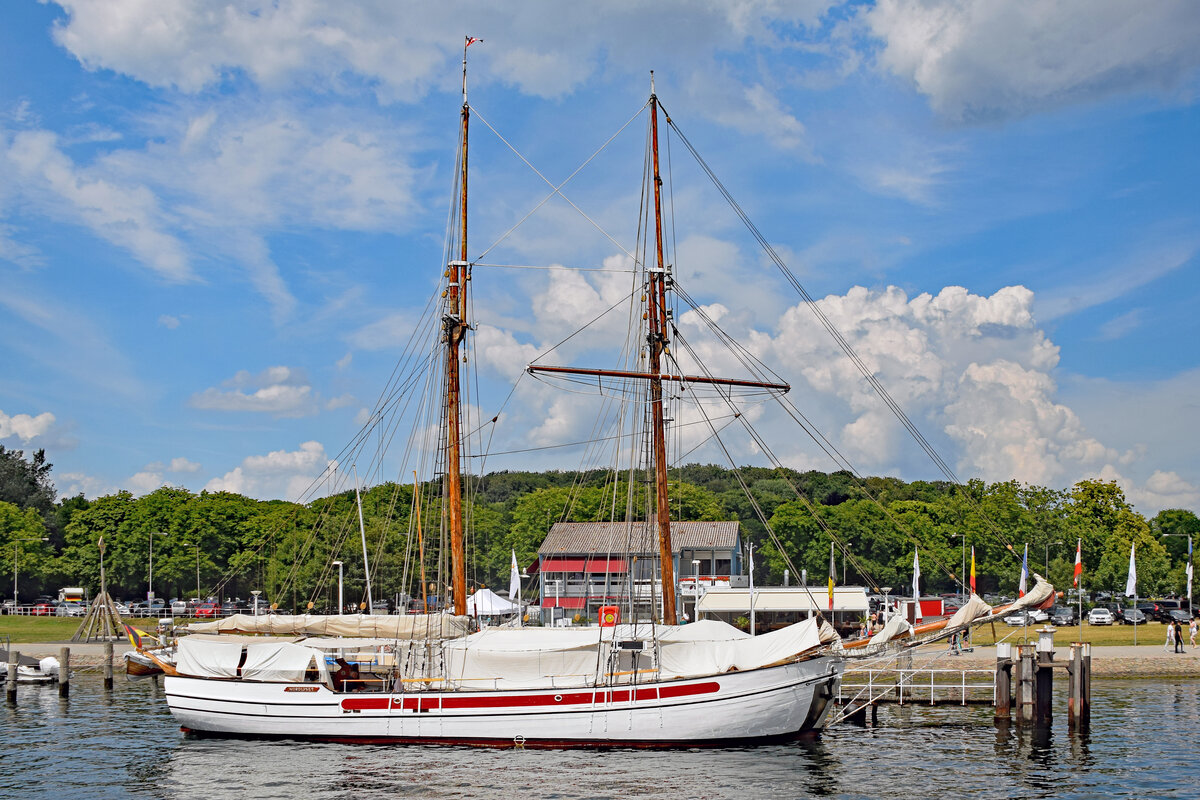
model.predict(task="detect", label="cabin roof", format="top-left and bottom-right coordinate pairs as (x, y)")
top-left (537, 520), bottom-right (740, 556)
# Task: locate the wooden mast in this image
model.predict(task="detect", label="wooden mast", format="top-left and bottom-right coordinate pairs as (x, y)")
top-left (647, 80), bottom-right (677, 625)
top-left (525, 78), bottom-right (790, 625)
top-left (446, 37), bottom-right (472, 616)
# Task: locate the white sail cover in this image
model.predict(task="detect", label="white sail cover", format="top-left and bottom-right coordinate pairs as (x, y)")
top-left (241, 642), bottom-right (320, 682)
top-left (176, 637), bottom-right (243, 678)
top-left (867, 613), bottom-right (913, 646)
top-left (183, 613), bottom-right (469, 639)
top-left (945, 594), bottom-right (992, 628)
top-left (659, 618), bottom-right (822, 678)
top-left (1003, 575), bottom-right (1054, 613)
top-left (466, 588), bottom-right (519, 615)
top-left (442, 619), bottom-right (825, 689)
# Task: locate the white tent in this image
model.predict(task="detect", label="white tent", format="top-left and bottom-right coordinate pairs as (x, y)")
top-left (467, 588), bottom-right (520, 616)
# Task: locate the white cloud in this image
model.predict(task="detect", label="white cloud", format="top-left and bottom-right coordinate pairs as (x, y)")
top-left (1095, 308), bottom-right (1144, 342)
top-left (864, 0), bottom-right (1200, 120)
top-left (0, 409), bottom-right (56, 442)
top-left (204, 440), bottom-right (333, 501)
top-left (168, 457), bottom-right (202, 474)
top-left (325, 394), bottom-right (356, 411)
top-left (1096, 465), bottom-right (1200, 516)
top-left (57, 471), bottom-right (117, 500)
top-left (1035, 239), bottom-right (1197, 320)
top-left (127, 470), bottom-right (166, 494)
top-left (189, 366), bottom-right (318, 417)
top-left (3, 129), bottom-right (192, 280)
top-left (158, 314), bottom-right (181, 330)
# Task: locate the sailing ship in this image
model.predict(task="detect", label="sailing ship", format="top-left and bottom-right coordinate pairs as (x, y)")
top-left (151, 45), bottom-right (847, 747)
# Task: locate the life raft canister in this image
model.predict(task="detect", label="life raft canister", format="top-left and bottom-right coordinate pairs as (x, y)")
top-left (599, 605), bottom-right (620, 627)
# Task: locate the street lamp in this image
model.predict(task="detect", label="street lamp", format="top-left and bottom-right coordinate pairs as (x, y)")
top-left (1161, 533), bottom-right (1193, 619)
top-left (251, 590), bottom-right (262, 616)
top-left (332, 560), bottom-right (344, 613)
top-left (192, 544), bottom-right (201, 604)
top-left (147, 531), bottom-right (167, 603)
top-left (12, 537), bottom-right (49, 610)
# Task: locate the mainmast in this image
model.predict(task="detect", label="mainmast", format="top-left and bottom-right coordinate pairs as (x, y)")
top-left (445, 36), bottom-right (476, 617)
top-left (526, 77), bottom-right (789, 626)
top-left (646, 81), bottom-right (676, 625)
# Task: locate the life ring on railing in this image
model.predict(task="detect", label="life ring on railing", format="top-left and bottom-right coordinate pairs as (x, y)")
top-left (599, 606), bottom-right (620, 627)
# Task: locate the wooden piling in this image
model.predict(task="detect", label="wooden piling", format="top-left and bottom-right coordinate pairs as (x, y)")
top-left (58, 647), bottom-right (70, 699)
top-left (1016, 644), bottom-right (1035, 725)
top-left (994, 642), bottom-right (1012, 720)
top-left (1035, 631), bottom-right (1054, 726)
top-left (1067, 641), bottom-right (1092, 731)
top-left (5, 650), bottom-right (17, 706)
top-left (103, 641), bottom-right (114, 691)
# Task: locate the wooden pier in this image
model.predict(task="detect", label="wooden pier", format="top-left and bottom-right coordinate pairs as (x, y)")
top-left (834, 629), bottom-right (1091, 730)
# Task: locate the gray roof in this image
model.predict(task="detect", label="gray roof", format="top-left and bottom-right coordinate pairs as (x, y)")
top-left (538, 520), bottom-right (740, 556)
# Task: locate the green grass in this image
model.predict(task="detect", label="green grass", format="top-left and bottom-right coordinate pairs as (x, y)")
top-left (0, 615), bottom-right (203, 643)
top-left (964, 620), bottom-right (1178, 647)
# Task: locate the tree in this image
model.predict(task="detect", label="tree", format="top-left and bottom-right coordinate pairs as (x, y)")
top-left (0, 446), bottom-right (56, 517)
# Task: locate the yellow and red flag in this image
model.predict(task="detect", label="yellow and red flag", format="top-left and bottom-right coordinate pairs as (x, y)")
top-left (827, 543), bottom-right (835, 611)
top-left (969, 547), bottom-right (976, 594)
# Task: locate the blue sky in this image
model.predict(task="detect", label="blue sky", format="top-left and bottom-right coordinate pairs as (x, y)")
top-left (1, 1), bottom-right (1198, 514)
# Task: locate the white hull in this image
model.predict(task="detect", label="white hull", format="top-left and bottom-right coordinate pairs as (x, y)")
top-left (166, 656), bottom-right (843, 747)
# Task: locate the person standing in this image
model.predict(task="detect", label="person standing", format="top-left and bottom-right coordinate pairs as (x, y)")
top-left (1190, 617), bottom-right (1198, 648)
top-left (1164, 619), bottom-right (1175, 652)
top-left (1175, 618), bottom-right (1186, 653)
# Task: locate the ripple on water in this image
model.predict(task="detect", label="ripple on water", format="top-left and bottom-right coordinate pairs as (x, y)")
top-left (2, 675), bottom-right (1198, 799)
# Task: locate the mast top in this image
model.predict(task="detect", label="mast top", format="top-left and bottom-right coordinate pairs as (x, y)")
top-left (650, 70), bottom-right (656, 99)
top-left (463, 36), bottom-right (482, 105)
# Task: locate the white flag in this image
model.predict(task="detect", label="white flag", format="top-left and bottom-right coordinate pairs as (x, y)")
top-left (1185, 538), bottom-right (1192, 600)
top-left (912, 548), bottom-right (922, 621)
top-left (509, 550), bottom-right (521, 603)
top-left (1018, 543), bottom-right (1028, 597)
top-left (1124, 541), bottom-right (1137, 598)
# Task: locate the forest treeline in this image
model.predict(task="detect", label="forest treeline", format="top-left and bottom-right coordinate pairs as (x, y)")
top-left (2, 446), bottom-right (1196, 609)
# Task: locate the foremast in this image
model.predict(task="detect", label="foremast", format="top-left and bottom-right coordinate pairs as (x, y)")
top-left (646, 86), bottom-right (676, 625)
top-left (445, 37), bottom-right (474, 617)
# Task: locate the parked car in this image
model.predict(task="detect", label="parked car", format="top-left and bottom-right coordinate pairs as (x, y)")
top-left (54, 601), bottom-right (85, 617)
top-left (1004, 611), bottom-right (1036, 626)
top-left (170, 600), bottom-right (188, 615)
top-left (1120, 608), bottom-right (1147, 625)
top-left (220, 601), bottom-right (240, 615)
top-left (1088, 607), bottom-right (1115, 625)
top-left (1050, 606), bottom-right (1077, 625)
top-left (194, 602), bottom-right (220, 618)
top-left (1166, 609), bottom-right (1192, 625)
top-left (31, 601), bottom-right (54, 616)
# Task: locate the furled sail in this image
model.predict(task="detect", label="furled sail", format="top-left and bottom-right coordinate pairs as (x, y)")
top-left (182, 613), bottom-right (470, 639)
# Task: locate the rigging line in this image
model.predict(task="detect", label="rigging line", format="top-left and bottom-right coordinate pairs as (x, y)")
top-left (527, 285), bottom-right (639, 364)
top-left (472, 262), bottom-right (636, 273)
top-left (468, 411), bottom-right (741, 457)
top-left (662, 111), bottom-right (1020, 564)
top-left (668, 330), bottom-right (959, 588)
top-left (469, 102), bottom-right (648, 264)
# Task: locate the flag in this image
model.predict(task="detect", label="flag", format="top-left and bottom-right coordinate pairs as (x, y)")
top-left (969, 547), bottom-right (976, 594)
top-left (1080, 537), bottom-right (1089, 587)
top-left (508, 549), bottom-right (521, 603)
top-left (828, 543), bottom-right (835, 610)
top-left (465, 36), bottom-right (482, 47)
top-left (123, 623), bottom-right (155, 650)
top-left (1124, 541), bottom-right (1137, 598)
top-left (912, 548), bottom-right (922, 621)
top-left (1018, 543), bottom-right (1029, 597)
top-left (1186, 538), bottom-right (1193, 600)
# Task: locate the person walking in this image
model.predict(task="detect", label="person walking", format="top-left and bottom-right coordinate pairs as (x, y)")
top-left (1190, 617), bottom-right (1197, 648)
top-left (1164, 619), bottom-right (1175, 652)
top-left (1175, 618), bottom-right (1186, 653)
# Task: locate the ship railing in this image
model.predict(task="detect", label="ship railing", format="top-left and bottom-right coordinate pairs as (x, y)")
top-left (836, 667), bottom-right (996, 707)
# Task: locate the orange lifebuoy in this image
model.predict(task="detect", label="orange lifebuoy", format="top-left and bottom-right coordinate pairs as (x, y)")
top-left (599, 605), bottom-right (619, 627)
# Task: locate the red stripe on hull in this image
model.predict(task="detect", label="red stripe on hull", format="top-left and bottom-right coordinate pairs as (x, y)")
top-left (338, 681), bottom-right (721, 713)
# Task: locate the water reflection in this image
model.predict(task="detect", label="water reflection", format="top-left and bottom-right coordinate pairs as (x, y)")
top-left (4, 675), bottom-right (1199, 799)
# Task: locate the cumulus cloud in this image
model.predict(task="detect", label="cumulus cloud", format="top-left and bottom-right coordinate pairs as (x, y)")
top-left (57, 471), bottom-right (117, 500)
top-left (189, 366), bottom-right (318, 417)
top-left (158, 314), bottom-right (181, 329)
top-left (47, 0), bottom-right (834, 146)
top-left (204, 440), bottom-right (333, 501)
top-left (0, 409), bottom-right (56, 442)
top-left (863, 0), bottom-right (1200, 120)
top-left (168, 457), bottom-right (202, 474)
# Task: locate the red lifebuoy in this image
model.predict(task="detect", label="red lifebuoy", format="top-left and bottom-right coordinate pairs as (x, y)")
top-left (599, 605), bottom-right (619, 627)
